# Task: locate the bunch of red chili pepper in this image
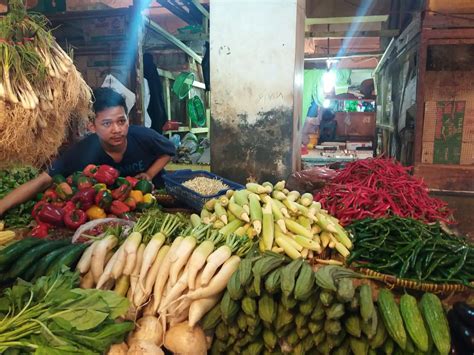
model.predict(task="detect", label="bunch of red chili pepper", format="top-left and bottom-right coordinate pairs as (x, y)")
top-left (315, 158), bottom-right (454, 226)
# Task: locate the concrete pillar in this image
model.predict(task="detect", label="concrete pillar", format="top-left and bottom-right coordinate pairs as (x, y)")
top-left (210, 0), bottom-right (305, 184)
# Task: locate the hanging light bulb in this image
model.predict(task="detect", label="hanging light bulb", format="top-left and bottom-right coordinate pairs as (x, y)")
top-left (322, 70), bottom-right (336, 94)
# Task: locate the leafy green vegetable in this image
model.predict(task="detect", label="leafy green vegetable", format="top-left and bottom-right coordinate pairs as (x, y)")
top-left (0, 267), bottom-right (132, 354)
top-left (0, 166), bottom-right (38, 228)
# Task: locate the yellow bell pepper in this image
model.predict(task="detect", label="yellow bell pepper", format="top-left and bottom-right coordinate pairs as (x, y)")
top-left (93, 183), bottom-right (107, 192)
top-left (143, 193), bottom-right (156, 205)
top-left (129, 190), bottom-right (144, 203)
top-left (86, 205), bottom-right (106, 220)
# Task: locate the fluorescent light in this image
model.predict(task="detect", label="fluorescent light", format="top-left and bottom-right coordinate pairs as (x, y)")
top-left (322, 70), bottom-right (336, 93)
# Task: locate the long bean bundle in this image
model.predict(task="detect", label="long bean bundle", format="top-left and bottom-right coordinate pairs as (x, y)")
top-left (347, 216), bottom-right (474, 286)
top-left (0, 0), bottom-right (92, 168)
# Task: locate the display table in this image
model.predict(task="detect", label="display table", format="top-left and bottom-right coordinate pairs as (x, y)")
top-left (301, 149), bottom-right (374, 168)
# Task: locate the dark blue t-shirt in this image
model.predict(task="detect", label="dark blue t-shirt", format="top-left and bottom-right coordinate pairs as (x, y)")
top-left (48, 125), bottom-right (176, 187)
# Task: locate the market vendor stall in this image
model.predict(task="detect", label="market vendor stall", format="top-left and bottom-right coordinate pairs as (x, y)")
top-left (0, 158), bottom-right (472, 354)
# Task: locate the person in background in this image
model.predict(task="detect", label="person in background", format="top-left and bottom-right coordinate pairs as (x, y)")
top-left (318, 109), bottom-right (337, 143)
top-left (301, 100), bottom-right (321, 145)
top-left (0, 87), bottom-right (176, 216)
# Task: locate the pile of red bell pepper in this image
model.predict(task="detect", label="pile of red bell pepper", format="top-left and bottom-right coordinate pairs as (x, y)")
top-left (31, 164), bottom-right (156, 237)
top-left (315, 158), bottom-right (454, 226)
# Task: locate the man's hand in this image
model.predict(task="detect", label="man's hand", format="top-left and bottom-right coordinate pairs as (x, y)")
top-left (135, 172), bottom-right (151, 181)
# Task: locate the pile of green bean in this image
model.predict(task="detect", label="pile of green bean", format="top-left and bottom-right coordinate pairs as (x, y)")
top-left (347, 216), bottom-right (474, 285)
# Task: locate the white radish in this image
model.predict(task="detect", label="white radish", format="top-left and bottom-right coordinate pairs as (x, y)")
top-left (97, 249), bottom-right (120, 289)
top-left (91, 235), bottom-right (118, 283)
top-left (187, 240), bottom-right (215, 290)
top-left (76, 241), bottom-right (97, 274)
top-left (138, 215), bottom-right (181, 290)
top-left (152, 237), bottom-right (183, 313)
top-left (122, 232), bottom-right (143, 275)
top-left (200, 245), bottom-right (233, 286)
top-left (111, 244), bottom-right (127, 279)
top-left (188, 293), bottom-right (222, 327)
top-left (168, 236), bottom-right (197, 287)
top-left (80, 269), bottom-right (95, 289)
top-left (135, 245), bottom-right (170, 307)
top-left (159, 268), bottom-right (189, 313)
top-left (129, 243), bottom-right (145, 299)
top-left (179, 255), bottom-right (240, 301)
top-left (138, 233), bottom-right (166, 289)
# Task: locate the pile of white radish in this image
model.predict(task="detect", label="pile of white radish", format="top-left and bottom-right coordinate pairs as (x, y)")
top-left (77, 211), bottom-right (251, 349)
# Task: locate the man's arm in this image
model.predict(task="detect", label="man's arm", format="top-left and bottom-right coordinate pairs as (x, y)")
top-left (0, 172), bottom-right (53, 216)
top-left (136, 155), bottom-right (171, 181)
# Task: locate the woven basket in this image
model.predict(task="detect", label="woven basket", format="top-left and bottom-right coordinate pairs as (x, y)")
top-left (359, 268), bottom-right (472, 294)
top-left (154, 193), bottom-right (178, 207)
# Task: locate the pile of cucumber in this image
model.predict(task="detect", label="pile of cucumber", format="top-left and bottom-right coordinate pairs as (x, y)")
top-left (0, 238), bottom-right (86, 283)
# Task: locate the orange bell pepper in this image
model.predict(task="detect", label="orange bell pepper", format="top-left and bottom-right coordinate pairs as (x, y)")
top-left (129, 190), bottom-right (144, 203)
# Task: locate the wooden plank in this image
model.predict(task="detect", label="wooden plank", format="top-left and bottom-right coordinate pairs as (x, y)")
top-left (189, 0), bottom-right (209, 18)
top-left (414, 30), bottom-right (429, 164)
top-left (414, 163), bottom-right (474, 191)
top-left (304, 51), bottom-right (383, 60)
top-left (424, 12), bottom-right (474, 29)
top-left (157, 68), bottom-right (206, 89)
top-left (163, 77), bottom-right (172, 123)
top-left (306, 29), bottom-right (399, 38)
top-left (305, 15), bottom-right (388, 26)
top-left (144, 16), bottom-right (202, 63)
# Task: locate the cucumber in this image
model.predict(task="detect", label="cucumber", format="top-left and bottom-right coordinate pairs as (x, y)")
top-left (0, 238), bottom-right (43, 268)
top-left (377, 289), bottom-right (407, 351)
top-left (400, 294), bottom-right (429, 352)
top-left (420, 293), bottom-right (451, 355)
top-left (46, 243), bottom-right (87, 275)
top-left (7, 240), bottom-right (70, 279)
top-left (33, 245), bottom-right (77, 280)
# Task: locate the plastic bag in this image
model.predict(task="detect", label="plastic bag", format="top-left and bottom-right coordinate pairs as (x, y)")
top-left (286, 166), bottom-right (338, 193)
top-left (181, 133), bottom-right (199, 154)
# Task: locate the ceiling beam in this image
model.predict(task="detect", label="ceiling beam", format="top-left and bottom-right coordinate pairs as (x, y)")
top-left (144, 15), bottom-right (202, 63)
top-left (305, 15), bottom-right (388, 27)
top-left (306, 29), bottom-right (399, 39)
top-left (189, 0), bottom-right (209, 18)
top-left (304, 51), bottom-right (383, 61)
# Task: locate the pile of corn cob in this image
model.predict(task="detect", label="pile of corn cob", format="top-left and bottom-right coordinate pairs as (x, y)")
top-left (0, 221), bottom-right (16, 246)
top-left (192, 181), bottom-right (352, 261)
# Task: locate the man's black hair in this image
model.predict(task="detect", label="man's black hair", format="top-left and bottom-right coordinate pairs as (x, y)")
top-left (92, 87), bottom-right (128, 114)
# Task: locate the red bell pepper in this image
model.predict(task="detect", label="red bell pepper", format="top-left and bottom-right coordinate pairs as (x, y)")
top-left (125, 176), bottom-right (139, 188)
top-left (77, 175), bottom-right (94, 190)
top-left (83, 164), bottom-right (98, 178)
top-left (111, 183), bottom-right (132, 201)
top-left (93, 165), bottom-right (119, 186)
top-left (31, 223), bottom-right (50, 238)
top-left (63, 209), bottom-right (88, 230)
top-left (95, 189), bottom-right (113, 210)
top-left (110, 200), bottom-right (130, 216)
top-left (36, 203), bottom-right (64, 226)
top-left (56, 182), bottom-right (74, 200)
top-left (51, 201), bottom-right (65, 209)
top-left (124, 196), bottom-right (136, 211)
top-left (72, 187), bottom-right (96, 210)
top-left (62, 201), bottom-right (76, 214)
top-left (32, 201), bottom-right (48, 221)
top-left (42, 188), bottom-right (58, 202)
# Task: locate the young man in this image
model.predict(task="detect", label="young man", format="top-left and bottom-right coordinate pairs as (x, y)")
top-left (0, 87), bottom-right (176, 216)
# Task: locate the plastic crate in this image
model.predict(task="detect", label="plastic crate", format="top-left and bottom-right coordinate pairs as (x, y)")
top-left (163, 170), bottom-right (244, 211)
